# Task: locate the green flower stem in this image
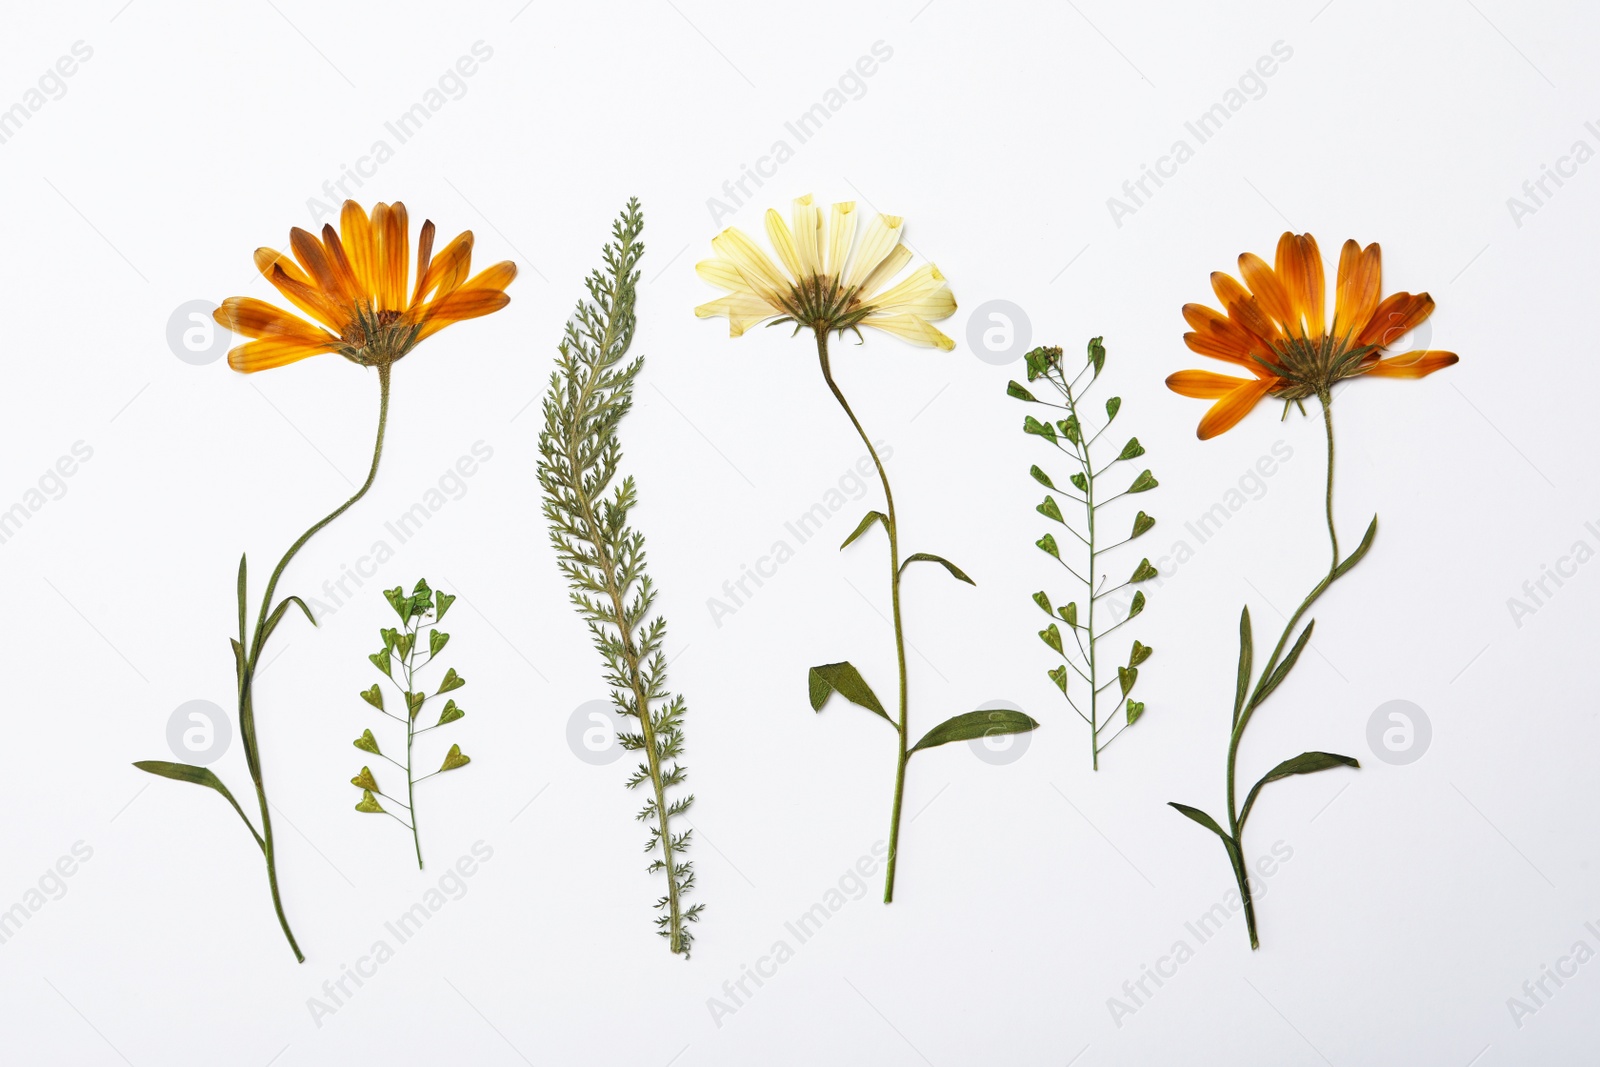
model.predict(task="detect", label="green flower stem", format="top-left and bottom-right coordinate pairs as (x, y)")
top-left (400, 613), bottom-right (424, 869)
top-left (1056, 371), bottom-right (1102, 769)
top-left (238, 365), bottom-right (391, 962)
top-left (1224, 391), bottom-right (1341, 949)
top-left (815, 332), bottom-right (909, 903)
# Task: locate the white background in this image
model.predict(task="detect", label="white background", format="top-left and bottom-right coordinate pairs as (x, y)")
top-left (0, 0), bottom-right (1594, 1063)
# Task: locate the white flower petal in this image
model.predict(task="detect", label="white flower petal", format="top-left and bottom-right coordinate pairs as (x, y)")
top-left (844, 213), bottom-right (904, 290)
top-left (825, 202), bottom-right (857, 279)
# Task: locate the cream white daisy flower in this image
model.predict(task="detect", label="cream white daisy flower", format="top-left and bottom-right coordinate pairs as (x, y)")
top-left (694, 195), bottom-right (956, 349)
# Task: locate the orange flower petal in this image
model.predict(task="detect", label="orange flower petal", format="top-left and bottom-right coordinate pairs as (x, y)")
top-left (1167, 369), bottom-right (1254, 399)
top-left (375, 202), bottom-right (410, 311)
top-left (339, 201), bottom-right (377, 302)
top-left (1211, 272), bottom-right (1282, 348)
top-left (1356, 291), bottom-right (1434, 349)
top-left (214, 297), bottom-right (334, 342)
top-left (411, 219), bottom-right (437, 306)
top-left (1333, 240), bottom-right (1381, 341)
top-left (1237, 252), bottom-right (1293, 331)
top-left (1196, 376), bottom-right (1278, 440)
top-left (417, 231), bottom-right (474, 303)
top-left (226, 336), bottom-right (341, 373)
top-left (1274, 232), bottom-right (1325, 338)
top-left (460, 260), bottom-right (517, 293)
top-left (405, 286), bottom-right (510, 343)
top-left (289, 227), bottom-right (345, 303)
top-left (257, 254), bottom-right (346, 332)
top-left (1364, 350), bottom-right (1459, 378)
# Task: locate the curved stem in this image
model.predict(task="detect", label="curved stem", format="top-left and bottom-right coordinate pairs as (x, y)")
top-left (1224, 392), bottom-right (1340, 950)
top-left (815, 332), bottom-right (909, 903)
top-left (238, 366), bottom-right (391, 962)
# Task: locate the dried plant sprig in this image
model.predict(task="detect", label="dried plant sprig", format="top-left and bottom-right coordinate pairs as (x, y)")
top-left (1167, 231), bottom-right (1457, 948)
top-left (696, 194), bottom-right (1039, 903)
top-left (538, 199), bottom-right (702, 955)
top-left (1008, 338), bottom-right (1159, 769)
top-left (349, 579), bottom-right (470, 868)
top-left (133, 201), bottom-right (514, 962)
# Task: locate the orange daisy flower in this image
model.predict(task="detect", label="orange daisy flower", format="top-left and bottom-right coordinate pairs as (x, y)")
top-left (1168, 232), bottom-right (1458, 439)
top-left (214, 201), bottom-right (517, 373)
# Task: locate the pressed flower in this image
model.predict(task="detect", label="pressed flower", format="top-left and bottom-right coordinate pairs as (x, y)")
top-left (694, 194), bottom-right (956, 349)
top-left (138, 201), bottom-right (515, 963)
top-left (697, 196), bottom-right (1035, 907)
top-left (215, 201), bottom-right (517, 373)
top-left (1168, 232), bottom-right (1458, 438)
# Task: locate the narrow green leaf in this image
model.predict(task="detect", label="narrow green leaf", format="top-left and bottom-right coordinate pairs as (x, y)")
top-left (1253, 620), bottom-right (1315, 708)
top-left (236, 554), bottom-right (248, 649)
top-left (353, 729), bottom-right (380, 755)
top-left (910, 708), bottom-right (1039, 754)
top-left (133, 760), bottom-right (262, 851)
top-left (440, 744), bottom-right (471, 771)
top-left (230, 638), bottom-right (245, 689)
top-left (1332, 515), bottom-right (1378, 581)
top-left (1238, 751), bottom-right (1360, 829)
top-left (840, 510), bottom-right (888, 550)
top-left (807, 662), bottom-right (891, 722)
top-left (1233, 606), bottom-right (1253, 727)
top-left (1130, 511), bottom-right (1155, 539)
top-left (1169, 801), bottom-right (1229, 840)
top-left (1006, 380), bottom-right (1036, 401)
top-left (1029, 465), bottom-right (1055, 489)
top-left (900, 553), bottom-right (975, 585)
